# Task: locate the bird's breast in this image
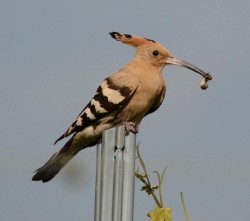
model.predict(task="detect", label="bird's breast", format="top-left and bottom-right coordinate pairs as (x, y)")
top-left (115, 76), bottom-right (166, 123)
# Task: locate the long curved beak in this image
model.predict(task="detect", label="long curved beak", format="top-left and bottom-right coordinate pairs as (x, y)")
top-left (165, 57), bottom-right (212, 81)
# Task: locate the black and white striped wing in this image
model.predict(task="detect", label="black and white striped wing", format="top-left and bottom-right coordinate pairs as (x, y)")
top-left (54, 75), bottom-right (138, 144)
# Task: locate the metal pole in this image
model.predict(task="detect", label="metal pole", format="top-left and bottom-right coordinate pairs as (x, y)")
top-left (94, 126), bottom-right (136, 221)
top-left (113, 126), bottom-right (125, 221)
top-left (94, 140), bottom-right (102, 221)
top-left (121, 130), bottom-right (136, 221)
top-left (100, 127), bottom-right (115, 221)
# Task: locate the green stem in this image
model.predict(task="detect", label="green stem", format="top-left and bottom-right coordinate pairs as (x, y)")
top-left (151, 190), bottom-right (161, 207)
top-left (159, 167), bottom-right (167, 207)
top-left (180, 192), bottom-right (190, 221)
top-left (136, 145), bottom-right (161, 207)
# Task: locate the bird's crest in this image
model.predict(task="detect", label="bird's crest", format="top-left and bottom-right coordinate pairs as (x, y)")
top-left (110, 32), bottom-right (158, 47)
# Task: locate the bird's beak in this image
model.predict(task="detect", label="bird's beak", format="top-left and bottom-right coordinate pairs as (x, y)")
top-left (165, 56), bottom-right (212, 80)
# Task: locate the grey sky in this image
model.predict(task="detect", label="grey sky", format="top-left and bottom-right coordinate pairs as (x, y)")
top-left (1, 0), bottom-right (250, 220)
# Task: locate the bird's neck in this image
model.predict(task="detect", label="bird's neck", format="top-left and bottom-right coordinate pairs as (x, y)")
top-left (125, 59), bottom-right (164, 75)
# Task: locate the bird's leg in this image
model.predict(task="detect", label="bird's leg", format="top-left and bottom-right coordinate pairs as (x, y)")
top-left (122, 121), bottom-right (139, 134)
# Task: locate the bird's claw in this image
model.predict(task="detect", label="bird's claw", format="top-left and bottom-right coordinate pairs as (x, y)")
top-left (122, 121), bottom-right (139, 134)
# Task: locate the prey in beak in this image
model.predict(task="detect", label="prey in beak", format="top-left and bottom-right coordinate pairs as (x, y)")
top-left (165, 57), bottom-right (212, 90)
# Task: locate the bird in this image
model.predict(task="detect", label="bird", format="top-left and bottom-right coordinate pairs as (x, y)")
top-left (32, 32), bottom-right (212, 182)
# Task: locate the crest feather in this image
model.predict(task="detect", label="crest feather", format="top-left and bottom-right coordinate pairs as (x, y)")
top-left (110, 32), bottom-right (158, 47)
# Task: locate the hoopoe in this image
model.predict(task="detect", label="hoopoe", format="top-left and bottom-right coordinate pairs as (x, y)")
top-left (32, 32), bottom-right (212, 182)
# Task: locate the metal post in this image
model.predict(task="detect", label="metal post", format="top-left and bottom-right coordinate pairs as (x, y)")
top-left (94, 126), bottom-right (136, 221)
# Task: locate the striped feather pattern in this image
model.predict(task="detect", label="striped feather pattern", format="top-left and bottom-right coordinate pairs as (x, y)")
top-left (54, 77), bottom-right (138, 144)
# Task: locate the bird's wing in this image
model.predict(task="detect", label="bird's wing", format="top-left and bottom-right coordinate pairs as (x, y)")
top-left (54, 73), bottom-right (139, 144)
top-left (145, 83), bottom-right (166, 116)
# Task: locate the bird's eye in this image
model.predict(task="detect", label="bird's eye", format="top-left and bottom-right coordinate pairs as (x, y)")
top-left (152, 50), bottom-right (159, 56)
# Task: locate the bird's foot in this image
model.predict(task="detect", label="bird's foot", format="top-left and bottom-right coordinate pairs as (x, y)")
top-left (121, 121), bottom-right (139, 134)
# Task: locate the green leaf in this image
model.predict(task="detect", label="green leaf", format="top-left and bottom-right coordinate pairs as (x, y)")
top-left (152, 184), bottom-right (159, 190)
top-left (135, 171), bottom-right (146, 180)
top-left (147, 207), bottom-right (172, 221)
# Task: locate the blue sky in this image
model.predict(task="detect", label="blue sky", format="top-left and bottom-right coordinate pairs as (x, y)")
top-left (1, 0), bottom-right (250, 220)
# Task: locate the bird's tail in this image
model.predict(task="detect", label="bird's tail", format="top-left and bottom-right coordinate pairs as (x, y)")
top-left (32, 139), bottom-right (76, 183)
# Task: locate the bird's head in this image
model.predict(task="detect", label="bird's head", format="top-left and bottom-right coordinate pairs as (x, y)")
top-left (110, 32), bottom-right (212, 89)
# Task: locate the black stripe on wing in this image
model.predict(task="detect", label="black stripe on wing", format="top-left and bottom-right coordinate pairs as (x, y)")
top-left (54, 78), bottom-right (136, 144)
